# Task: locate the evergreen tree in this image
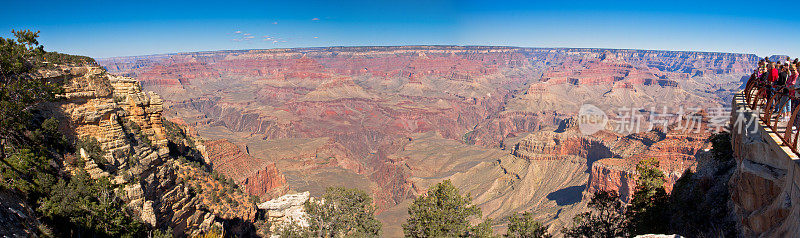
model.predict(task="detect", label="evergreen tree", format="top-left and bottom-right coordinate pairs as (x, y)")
top-left (37, 170), bottom-right (147, 237)
top-left (469, 219), bottom-right (496, 238)
top-left (626, 158), bottom-right (669, 235)
top-left (304, 186), bottom-right (382, 237)
top-left (402, 180), bottom-right (485, 237)
top-left (562, 190), bottom-right (628, 238)
top-left (505, 211), bottom-right (550, 238)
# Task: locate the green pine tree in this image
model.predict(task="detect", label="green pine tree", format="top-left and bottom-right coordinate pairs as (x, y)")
top-left (562, 190), bottom-right (628, 238)
top-left (505, 211), bottom-right (550, 238)
top-left (304, 187), bottom-right (382, 237)
top-left (402, 180), bottom-right (487, 237)
top-left (626, 158), bottom-right (670, 235)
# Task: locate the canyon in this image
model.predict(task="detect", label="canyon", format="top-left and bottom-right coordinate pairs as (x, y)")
top-left (98, 46), bottom-right (758, 235)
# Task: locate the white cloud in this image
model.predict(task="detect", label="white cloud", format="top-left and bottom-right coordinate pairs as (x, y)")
top-left (312, 18), bottom-right (320, 21)
top-left (234, 30), bottom-right (242, 34)
top-left (272, 21), bottom-right (278, 24)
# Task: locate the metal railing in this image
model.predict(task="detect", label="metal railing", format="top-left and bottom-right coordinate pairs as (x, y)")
top-left (743, 74), bottom-right (800, 155)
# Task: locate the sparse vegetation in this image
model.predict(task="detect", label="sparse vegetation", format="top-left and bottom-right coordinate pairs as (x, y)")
top-left (35, 51), bottom-right (97, 67)
top-left (120, 117), bottom-right (154, 148)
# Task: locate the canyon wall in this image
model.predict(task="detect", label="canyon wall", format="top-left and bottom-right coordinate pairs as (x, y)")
top-left (98, 46), bottom-right (757, 235)
top-left (729, 93), bottom-right (800, 236)
top-left (41, 65), bottom-right (259, 236)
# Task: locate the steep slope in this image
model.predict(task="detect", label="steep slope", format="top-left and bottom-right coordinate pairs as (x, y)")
top-left (36, 65), bottom-right (261, 236)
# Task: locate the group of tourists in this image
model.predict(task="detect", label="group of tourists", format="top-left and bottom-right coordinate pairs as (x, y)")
top-left (751, 57), bottom-right (800, 126)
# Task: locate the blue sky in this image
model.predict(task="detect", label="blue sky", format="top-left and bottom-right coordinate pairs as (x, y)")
top-left (2, 0), bottom-right (798, 58)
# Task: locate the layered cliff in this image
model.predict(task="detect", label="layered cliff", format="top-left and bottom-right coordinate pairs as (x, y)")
top-left (200, 139), bottom-right (287, 200)
top-left (38, 65), bottom-right (260, 236)
top-left (98, 46), bottom-right (755, 235)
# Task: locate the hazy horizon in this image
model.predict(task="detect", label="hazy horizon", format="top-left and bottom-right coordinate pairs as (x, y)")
top-left (95, 44), bottom-right (769, 60)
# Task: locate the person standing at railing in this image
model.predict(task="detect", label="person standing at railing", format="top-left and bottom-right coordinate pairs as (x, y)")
top-left (768, 62), bottom-right (780, 112)
top-left (790, 65), bottom-right (800, 130)
top-left (770, 62), bottom-right (780, 82)
top-left (774, 64), bottom-right (790, 115)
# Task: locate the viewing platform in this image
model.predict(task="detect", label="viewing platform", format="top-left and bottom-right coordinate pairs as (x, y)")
top-left (729, 90), bottom-right (800, 236)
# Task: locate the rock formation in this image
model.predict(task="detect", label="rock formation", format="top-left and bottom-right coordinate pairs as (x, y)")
top-left (38, 65), bottom-right (259, 236)
top-left (200, 139), bottom-right (287, 200)
top-left (97, 46), bottom-right (756, 235)
top-left (257, 191), bottom-right (311, 229)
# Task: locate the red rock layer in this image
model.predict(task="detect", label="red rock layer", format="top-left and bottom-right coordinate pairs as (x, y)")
top-left (202, 139), bottom-right (287, 199)
top-left (242, 164), bottom-right (286, 199)
top-left (585, 127), bottom-right (710, 203)
top-left (98, 46), bottom-right (756, 209)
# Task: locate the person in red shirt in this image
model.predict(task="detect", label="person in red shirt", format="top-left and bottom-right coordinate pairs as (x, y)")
top-left (769, 62), bottom-right (780, 82)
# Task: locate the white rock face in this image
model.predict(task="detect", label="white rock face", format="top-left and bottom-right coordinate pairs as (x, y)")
top-left (258, 191), bottom-right (310, 227)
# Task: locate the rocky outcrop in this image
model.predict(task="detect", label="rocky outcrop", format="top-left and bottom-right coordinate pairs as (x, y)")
top-left (587, 158), bottom-right (638, 202)
top-left (512, 131), bottom-right (612, 162)
top-left (41, 65), bottom-right (257, 236)
top-left (243, 164), bottom-right (287, 199)
top-left (200, 139), bottom-right (287, 200)
top-left (728, 93), bottom-right (800, 237)
top-left (258, 192), bottom-right (311, 229)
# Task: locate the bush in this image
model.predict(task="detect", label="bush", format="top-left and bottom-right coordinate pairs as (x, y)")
top-left (562, 190), bottom-right (628, 238)
top-left (304, 186), bottom-right (382, 237)
top-left (506, 211), bottom-right (550, 238)
top-left (403, 180), bottom-right (485, 237)
top-left (626, 158), bottom-right (669, 235)
top-left (74, 136), bottom-right (105, 167)
top-left (37, 170), bottom-right (147, 237)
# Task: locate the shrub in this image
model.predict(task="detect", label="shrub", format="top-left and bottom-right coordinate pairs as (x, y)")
top-left (626, 158), bottom-right (669, 235)
top-left (37, 170), bottom-right (147, 237)
top-left (403, 180), bottom-right (485, 237)
top-left (74, 136), bottom-right (105, 167)
top-left (304, 186), bottom-right (382, 237)
top-left (562, 190), bottom-right (628, 238)
top-left (506, 211), bottom-right (550, 238)
top-left (709, 132), bottom-right (733, 162)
